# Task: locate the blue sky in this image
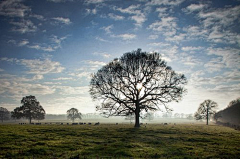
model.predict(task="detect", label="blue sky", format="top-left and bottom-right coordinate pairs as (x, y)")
top-left (0, 0), bottom-right (239, 115)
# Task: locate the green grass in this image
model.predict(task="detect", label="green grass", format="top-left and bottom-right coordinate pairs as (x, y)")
top-left (0, 124), bottom-right (240, 158)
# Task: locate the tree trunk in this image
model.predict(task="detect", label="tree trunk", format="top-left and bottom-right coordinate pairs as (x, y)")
top-left (29, 117), bottom-right (32, 124)
top-left (206, 107), bottom-right (209, 125)
top-left (134, 103), bottom-right (140, 128)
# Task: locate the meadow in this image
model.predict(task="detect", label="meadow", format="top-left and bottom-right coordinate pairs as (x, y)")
top-left (0, 123), bottom-right (240, 158)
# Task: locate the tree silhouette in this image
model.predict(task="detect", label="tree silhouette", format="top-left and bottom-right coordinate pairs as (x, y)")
top-left (11, 95), bottom-right (45, 123)
top-left (194, 99), bottom-right (218, 125)
top-left (0, 107), bottom-right (10, 122)
top-left (67, 108), bottom-right (82, 122)
top-left (144, 112), bottom-right (154, 121)
top-left (90, 49), bottom-right (187, 127)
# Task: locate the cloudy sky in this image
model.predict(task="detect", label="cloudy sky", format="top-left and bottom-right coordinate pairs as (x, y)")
top-left (0, 0), bottom-right (239, 115)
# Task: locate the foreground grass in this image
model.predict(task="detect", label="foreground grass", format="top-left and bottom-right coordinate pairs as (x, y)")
top-left (0, 124), bottom-right (240, 158)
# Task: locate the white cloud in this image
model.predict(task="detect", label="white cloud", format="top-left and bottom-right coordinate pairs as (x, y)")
top-left (101, 25), bottom-right (113, 34)
top-left (108, 13), bottom-right (124, 20)
top-left (148, 17), bottom-right (178, 37)
top-left (190, 70), bottom-right (240, 87)
top-left (182, 56), bottom-right (202, 67)
top-left (1, 57), bottom-right (65, 75)
top-left (0, 77), bottom-right (55, 100)
top-left (86, 8), bottom-right (97, 15)
top-left (56, 86), bottom-right (89, 95)
top-left (8, 39), bottom-right (29, 46)
top-left (33, 74), bottom-right (44, 80)
top-left (0, 103), bottom-right (17, 112)
top-left (93, 52), bottom-right (111, 58)
top-left (115, 4), bottom-right (141, 15)
top-left (198, 6), bottom-right (240, 28)
top-left (147, 0), bottom-right (185, 6)
top-left (181, 46), bottom-right (203, 52)
top-left (20, 59), bottom-right (65, 74)
top-left (86, 60), bottom-right (106, 67)
top-left (69, 72), bottom-right (91, 79)
top-left (183, 4), bottom-right (207, 13)
top-left (148, 42), bottom-right (170, 47)
top-left (52, 17), bottom-right (71, 25)
top-left (0, 0), bottom-right (30, 17)
top-left (207, 47), bottom-right (240, 69)
top-left (95, 37), bottom-right (110, 43)
top-left (50, 35), bottom-right (68, 45)
top-left (27, 44), bottom-right (56, 52)
top-left (148, 34), bottom-right (159, 40)
top-left (156, 7), bottom-right (169, 17)
top-left (165, 33), bottom-right (186, 42)
top-left (0, 68), bottom-right (4, 72)
top-left (53, 77), bottom-right (73, 81)
top-left (151, 45), bottom-right (179, 62)
top-left (26, 35), bottom-right (68, 52)
top-left (131, 13), bottom-right (146, 27)
top-left (207, 26), bottom-right (239, 45)
top-left (183, 25), bottom-right (208, 40)
top-left (114, 4), bottom-right (147, 27)
top-left (84, 0), bottom-right (105, 4)
top-left (204, 57), bottom-right (225, 73)
top-left (30, 14), bottom-right (45, 20)
top-left (115, 34), bottom-right (137, 40)
top-left (10, 19), bottom-right (37, 33)
top-left (18, 39), bottom-right (29, 46)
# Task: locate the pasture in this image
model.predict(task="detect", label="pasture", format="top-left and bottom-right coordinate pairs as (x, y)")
top-left (0, 123), bottom-right (240, 158)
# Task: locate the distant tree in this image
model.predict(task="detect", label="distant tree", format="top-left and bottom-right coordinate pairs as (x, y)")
top-left (174, 113), bottom-right (180, 118)
top-left (125, 113), bottom-right (135, 123)
top-left (90, 49), bottom-right (187, 127)
top-left (67, 108), bottom-right (82, 122)
top-left (11, 95), bottom-right (45, 123)
top-left (0, 107), bottom-right (10, 122)
top-left (186, 114), bottom-right (194, 120)
top-left (162, 111), bottom-right (172, 118)
top-left (194, 100), bottom-right (218, 125)
top-left (180, 113), bottom-right (185, 118)
top-left (144, 112), bottom-right (154, 121)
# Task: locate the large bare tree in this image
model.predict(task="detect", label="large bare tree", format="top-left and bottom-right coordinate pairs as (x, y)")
top-left (90, 49), bottom-right (187, 127)
top-left (194, 99), bottom-right (218, 125)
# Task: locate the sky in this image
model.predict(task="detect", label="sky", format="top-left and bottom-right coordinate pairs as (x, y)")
top-left (0, 0), bottom-right (239, 115)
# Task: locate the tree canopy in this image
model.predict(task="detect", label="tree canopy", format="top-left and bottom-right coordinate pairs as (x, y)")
top-left (194, 99), bottom-right (218, 125)
top-left (67, 108), bottom-right (82, 122)
top-left (11, 95), bottom-right (45, 123)
top-left (90, 49), bottom-right (187, 127)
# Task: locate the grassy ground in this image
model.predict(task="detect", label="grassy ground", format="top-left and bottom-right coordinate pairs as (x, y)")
top-left (0, 123), bottom-right (240, 158)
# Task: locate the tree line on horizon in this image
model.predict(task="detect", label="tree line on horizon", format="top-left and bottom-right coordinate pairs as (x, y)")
top-left (0, 96), bottom-right (239, 126)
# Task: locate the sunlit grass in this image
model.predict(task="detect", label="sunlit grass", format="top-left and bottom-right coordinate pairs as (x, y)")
top-left (0, 124), bottom-right (239, 158)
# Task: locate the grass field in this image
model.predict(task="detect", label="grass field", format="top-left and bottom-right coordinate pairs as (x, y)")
top-left (0, 123), bottom-right (240, 158)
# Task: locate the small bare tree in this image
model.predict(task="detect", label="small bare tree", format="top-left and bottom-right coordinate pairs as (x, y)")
top-left (67, 108), bottom-right (82, 122)
top-left (194, 99), bottom-right (218, 125)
